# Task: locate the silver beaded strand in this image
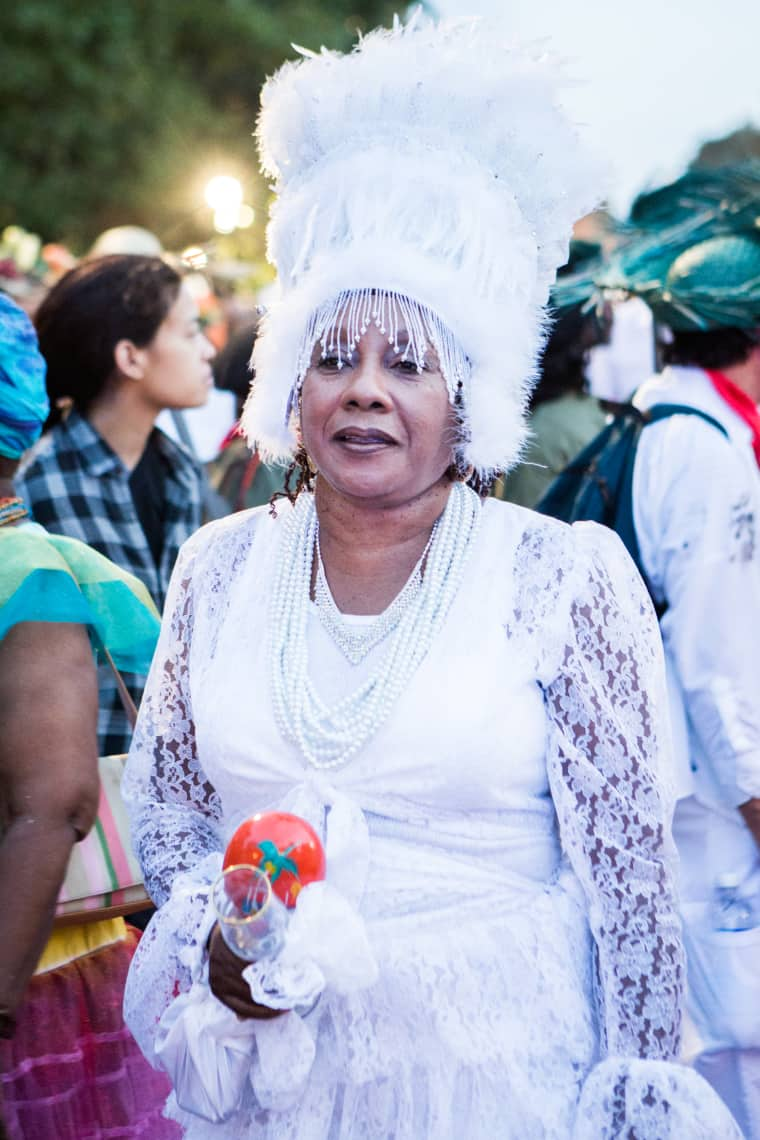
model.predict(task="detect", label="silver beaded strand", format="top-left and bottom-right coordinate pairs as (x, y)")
top-left (312, 522), bottom-right (436, 665)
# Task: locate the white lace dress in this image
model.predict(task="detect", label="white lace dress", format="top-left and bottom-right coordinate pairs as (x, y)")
top-left (123, 497), bottom-right (742, 1139)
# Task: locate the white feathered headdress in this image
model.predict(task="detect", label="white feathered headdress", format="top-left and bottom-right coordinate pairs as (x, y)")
top-left (242, 15), bottom-right (600, 479)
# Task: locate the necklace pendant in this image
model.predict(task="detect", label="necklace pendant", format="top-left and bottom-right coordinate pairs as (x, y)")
top-left (313, 563), bottom-right (422, 664)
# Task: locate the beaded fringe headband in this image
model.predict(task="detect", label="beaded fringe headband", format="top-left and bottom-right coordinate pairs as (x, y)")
top-left (285, 289), bottom-right (471, 421)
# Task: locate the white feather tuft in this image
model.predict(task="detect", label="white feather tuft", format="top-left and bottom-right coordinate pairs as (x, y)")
top-left (243, 15), bottom-right (602, 477)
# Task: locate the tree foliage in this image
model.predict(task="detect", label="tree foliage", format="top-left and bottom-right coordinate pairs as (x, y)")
top-left (0, 1), bottom-right (397, 251)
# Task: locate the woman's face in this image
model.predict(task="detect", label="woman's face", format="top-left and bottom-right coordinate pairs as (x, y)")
top-left (300, 316), bottom-right (456, 508)
top-left (137, 284), bottom-right (216, 411)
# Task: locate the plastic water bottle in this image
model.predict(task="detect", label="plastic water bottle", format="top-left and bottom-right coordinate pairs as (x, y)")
top-left (712, 872), bottom-right (754, 932)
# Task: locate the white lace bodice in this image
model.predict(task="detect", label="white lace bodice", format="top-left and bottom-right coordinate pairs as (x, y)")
top-left (122, 497), bottom-right (740, 1137)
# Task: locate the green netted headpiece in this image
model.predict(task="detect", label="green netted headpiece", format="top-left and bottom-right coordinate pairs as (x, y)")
top-left (548, 239), bottom-right (604, 316)
top-left (655, 234), bottom-right (760, 331)
top-left (600, 162), bottom-right (760, 330)
top-left (544, 239), bottom-right (611, 355)
top-left (629, 162), bottom-right (760, 233)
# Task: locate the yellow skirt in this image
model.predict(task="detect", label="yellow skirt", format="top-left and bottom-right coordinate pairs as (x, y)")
top-left (35, 916), bottom-right (127, 973)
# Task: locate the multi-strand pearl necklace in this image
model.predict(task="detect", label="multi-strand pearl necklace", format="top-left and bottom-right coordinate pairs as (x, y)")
top-left (313, 524), bottom-right (435, 665)
top-left (270, 482), bottom-right (481, 771)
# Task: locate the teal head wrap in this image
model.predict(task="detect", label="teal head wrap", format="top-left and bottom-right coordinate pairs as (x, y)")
top-left (0, 292), bottom-right (50, 459)
top-left (658, 234), bottom-right (760, 331)
top-left (549, 239), bottom-right (604, 317)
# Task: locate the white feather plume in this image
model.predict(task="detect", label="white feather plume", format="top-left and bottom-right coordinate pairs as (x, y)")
top-left (242, 15), bottom-right (601, 477)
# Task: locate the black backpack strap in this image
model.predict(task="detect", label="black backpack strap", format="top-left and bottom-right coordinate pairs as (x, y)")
top-left (619, 402), bottom-right (729, 618)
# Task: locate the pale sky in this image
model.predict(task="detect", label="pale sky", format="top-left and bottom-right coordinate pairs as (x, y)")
top-left (428, 0), bottom-right (759, 214)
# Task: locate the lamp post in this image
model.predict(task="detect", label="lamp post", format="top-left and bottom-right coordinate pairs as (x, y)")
top-left (204, 175), bottom-right (254, 234)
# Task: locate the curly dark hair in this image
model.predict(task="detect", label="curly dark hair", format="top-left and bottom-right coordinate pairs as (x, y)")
top-left (662, 327), bottom-right (758, 370)
top-left (269, 445), bottom-right (315, 515)
top-left (35, 254), bottom-right (182, 428)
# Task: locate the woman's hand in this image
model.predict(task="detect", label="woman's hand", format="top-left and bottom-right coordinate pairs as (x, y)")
top-left (207, 923), bottom-right (286, 1020)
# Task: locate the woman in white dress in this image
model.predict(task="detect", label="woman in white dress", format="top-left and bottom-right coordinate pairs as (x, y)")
top-left (122, 17), bottom-right (742, 1138)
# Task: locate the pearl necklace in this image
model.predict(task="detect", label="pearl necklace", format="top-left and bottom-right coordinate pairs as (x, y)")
top-left (270, 482), bottom-right (481, 771)
top-left (313, 524), bottom-right (435, 665)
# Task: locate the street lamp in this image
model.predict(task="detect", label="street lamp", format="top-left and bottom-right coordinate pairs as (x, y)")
top-left (204, 175), bottom-right (247, 234)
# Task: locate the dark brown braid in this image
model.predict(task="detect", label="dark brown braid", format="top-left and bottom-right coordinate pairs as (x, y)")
top-left (469, 470), bottom-right (496, 498)
top-left (268, 446), bottom-right (314, 515)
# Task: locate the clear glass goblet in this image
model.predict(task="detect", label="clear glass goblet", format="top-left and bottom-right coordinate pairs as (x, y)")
top-left (212, 864), bottom-right (288, 961)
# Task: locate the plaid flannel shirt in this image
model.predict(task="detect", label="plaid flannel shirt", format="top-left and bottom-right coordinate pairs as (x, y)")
top-left (17, 410), bottom-right (203, 755)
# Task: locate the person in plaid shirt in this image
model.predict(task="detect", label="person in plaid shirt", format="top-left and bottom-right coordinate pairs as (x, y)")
top-left (17, 255), bottom-right (216, 755)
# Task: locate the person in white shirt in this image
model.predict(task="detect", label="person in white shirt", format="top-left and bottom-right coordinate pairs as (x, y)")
top-left (631, 232), bottom-right (760, 1137)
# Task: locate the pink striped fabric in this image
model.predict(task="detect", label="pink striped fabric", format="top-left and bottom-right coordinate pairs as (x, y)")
top-left (56, 754), bottom-right (148, 918)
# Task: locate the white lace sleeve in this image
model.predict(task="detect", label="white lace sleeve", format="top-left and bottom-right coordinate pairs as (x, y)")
top-left (543, 522), bottom-right (684, 1060)
top-left (504, 517), bottom-right (740, 1135)
top-left (123, 534), bottom-right (223, 908)
top-left (509, 520), bottom-right (741, 1137)
top-left (122, 515), bottom-right (259, 1064)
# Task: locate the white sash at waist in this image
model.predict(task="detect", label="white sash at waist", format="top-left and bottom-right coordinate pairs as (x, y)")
top-left (363, 808), bottom-right (562, 920)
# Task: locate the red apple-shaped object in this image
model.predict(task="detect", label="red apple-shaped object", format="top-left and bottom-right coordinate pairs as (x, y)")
top-left (223, 812), bottom-right (326, 908)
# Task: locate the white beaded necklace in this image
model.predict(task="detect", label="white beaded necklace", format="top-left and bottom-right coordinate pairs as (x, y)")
top-left (270, 482), bottom-right (481, 771)
top-left (313, 523), bottom-right (436, 665)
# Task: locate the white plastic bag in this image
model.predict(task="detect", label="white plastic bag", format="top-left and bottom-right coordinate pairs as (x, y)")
top-left (154, 879), bottom-right (378, 1121)
top-left (155, 982), bottom-right (256, 1123)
